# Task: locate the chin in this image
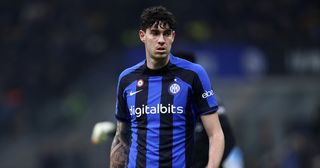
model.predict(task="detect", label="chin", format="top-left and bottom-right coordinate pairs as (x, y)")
top-left (154, 52), bottom-right (169, 58)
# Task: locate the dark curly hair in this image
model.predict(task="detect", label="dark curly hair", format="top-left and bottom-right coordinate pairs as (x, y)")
top-left (140, 6), bottom-right (176, 31)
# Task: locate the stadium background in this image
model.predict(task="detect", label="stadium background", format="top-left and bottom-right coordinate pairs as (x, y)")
top-left (1, 0), bottom-right (319, 167)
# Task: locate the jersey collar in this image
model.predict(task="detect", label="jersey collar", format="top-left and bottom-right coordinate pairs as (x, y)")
top-left (143, 54), bottom-right (173, 76)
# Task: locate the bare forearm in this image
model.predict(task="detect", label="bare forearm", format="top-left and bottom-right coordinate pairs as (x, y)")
top-left (110, 122), bottom-right (131, 168)
top-left (207, 130), bottom-right (224, 168)
top-left (110, 135), bottom-right (129, 167)
top-left (201, 113), bottom-right (225, 168)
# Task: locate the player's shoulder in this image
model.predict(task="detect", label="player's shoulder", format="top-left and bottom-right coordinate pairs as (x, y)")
top-left (118, 60), bottom-right (145, 80)
top-left (170, 54), bottom-right (207, 75)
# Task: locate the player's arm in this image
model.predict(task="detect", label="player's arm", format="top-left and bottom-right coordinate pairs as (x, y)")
top-left (110, 121), bottom-right (131, 168)
top-left (201, 112), bottom-right (225, 168)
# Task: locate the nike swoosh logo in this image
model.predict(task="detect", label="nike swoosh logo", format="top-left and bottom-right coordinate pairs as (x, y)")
top-left (129, 89), bottom-right (143, 96)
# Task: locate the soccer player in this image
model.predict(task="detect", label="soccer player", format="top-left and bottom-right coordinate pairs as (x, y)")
top-left (110, 6), bottom-right (224, 168)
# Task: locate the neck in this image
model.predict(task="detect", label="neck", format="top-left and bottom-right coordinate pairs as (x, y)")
top-left (146, 55), bottom-right (170, 70)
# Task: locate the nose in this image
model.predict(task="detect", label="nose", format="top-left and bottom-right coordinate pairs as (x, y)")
top-left (158, 34), bottom-right (165, 45)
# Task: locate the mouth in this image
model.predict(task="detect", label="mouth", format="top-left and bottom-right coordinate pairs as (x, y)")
top-left (156, 47), bottom-right (166, 52)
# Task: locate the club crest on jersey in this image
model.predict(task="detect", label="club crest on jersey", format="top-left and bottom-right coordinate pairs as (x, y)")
top-left (137, 79), bottom-right (144, 87)
top-left (169, 83), bottom-right (180, 95)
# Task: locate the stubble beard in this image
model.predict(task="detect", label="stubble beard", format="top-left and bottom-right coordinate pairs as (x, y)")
top-left (147, 53), bottom-right (169, 69)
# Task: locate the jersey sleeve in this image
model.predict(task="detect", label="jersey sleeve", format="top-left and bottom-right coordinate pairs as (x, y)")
top-left (115, 76), bottom-right (131, 122)
top-left (192, 65), bottom-right (219, 115)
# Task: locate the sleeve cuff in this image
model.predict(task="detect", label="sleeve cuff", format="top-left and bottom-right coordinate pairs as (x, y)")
top-left (199, 106), bottom-right (219, 116)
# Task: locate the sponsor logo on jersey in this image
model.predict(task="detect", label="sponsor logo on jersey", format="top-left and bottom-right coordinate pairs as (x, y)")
top-left (129, 104), bottom-right (184, 117)
top-left (202, 90), bottom-right (215, 98)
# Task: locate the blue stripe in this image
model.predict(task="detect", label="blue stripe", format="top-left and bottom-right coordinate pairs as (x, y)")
top-left (127, 81), bottom-right (137, 168)
top-left (172, 77), bottom-right (190, 167)
top-left (146, 76), bottom-right (162, 168)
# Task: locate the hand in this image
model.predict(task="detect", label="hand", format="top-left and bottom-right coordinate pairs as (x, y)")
top-left (91, 121), bottom-right (116, 144)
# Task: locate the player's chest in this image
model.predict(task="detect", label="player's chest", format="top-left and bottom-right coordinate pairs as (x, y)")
top-left (124, 76), bottom-right (191, 105)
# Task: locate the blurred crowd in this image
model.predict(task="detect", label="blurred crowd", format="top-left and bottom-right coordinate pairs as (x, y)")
top-left (254, 106), bottom-right (320, 168)
top-left (1, 0), bottom-right (109, 135)
top-left (0, 0), bottom-right (319, 168)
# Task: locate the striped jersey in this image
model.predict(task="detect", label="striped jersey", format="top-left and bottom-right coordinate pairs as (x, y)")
top-left (115, 54), bottom-right (219, 168)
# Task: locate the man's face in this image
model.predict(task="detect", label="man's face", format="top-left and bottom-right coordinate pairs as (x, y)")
top-left (139, 22), bottom-right (175, 60)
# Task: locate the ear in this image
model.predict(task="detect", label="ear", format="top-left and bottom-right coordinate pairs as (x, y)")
top-left (172, 31), bottom-right (176, 42)
top-left (139, 30), bottom-right (145, 42)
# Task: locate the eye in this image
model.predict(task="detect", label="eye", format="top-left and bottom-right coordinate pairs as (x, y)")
top-left (151, 30), bottom-right (160, 36)
top-left (164, 30), bottom-right (172, 36)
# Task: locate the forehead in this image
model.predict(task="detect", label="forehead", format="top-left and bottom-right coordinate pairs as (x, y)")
top-left (149, 21), bottom-right (172, 31)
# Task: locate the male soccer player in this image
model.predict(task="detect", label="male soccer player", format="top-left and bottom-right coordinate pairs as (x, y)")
top-left (110, 6), bottom-right (224, 168)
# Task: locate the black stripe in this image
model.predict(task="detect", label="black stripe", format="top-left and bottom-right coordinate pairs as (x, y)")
top-left (135, 76), bottom-right (149, 168)
top-left (168, 63), bottom-right (195, 85)
top-left (159, 75), bottom-right (174, 168)
top-left (185, 89), bottom-right (194, 167)
top-left (119, 65), bottom-right (145, 91)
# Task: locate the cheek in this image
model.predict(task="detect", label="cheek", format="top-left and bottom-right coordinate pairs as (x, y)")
top-left (145, 40), bottom-right (151, 46)
top-left (167, 37), bottom-right (174, 43)
top-left (167, 39), bottom-right (174, 46)
top-left (145, 41), bottom-right (155, 52)
top-left (146, 39), bottom-right (156, 47)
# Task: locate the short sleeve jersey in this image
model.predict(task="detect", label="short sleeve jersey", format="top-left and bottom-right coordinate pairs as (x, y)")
top-left (115, 54), bottom-right (218, 168)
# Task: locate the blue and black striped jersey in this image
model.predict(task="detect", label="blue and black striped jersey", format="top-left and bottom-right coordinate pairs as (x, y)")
top-left (115, 54), bottom-right (219, 168)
